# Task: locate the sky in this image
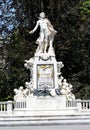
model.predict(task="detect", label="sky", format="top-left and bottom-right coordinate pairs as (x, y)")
top-left (0, 0), bottom-right (16, 38)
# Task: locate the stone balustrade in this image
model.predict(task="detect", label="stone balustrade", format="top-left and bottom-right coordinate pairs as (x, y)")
top-left (0, 100), bottom-right (90, 115)
top-left (66, 101), bottom-right (77, 108)
top-left (14, 101), bottom-right (26, 109)
top-left (0, 101), bottom-right (7, 112)
top-left (0, 101), bottom-right (13, 114)
top-left (76, 100), bottom-right (90, 111)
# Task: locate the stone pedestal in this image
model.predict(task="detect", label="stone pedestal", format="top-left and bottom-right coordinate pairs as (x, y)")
top-left (14, 45), bottom-right (76, 117)
top-left (27, 95), bottom-right (66, 110)
top-left (33, 53), bottom-right (58, 90)
top-left (26, 94), bottom-right (67, 115)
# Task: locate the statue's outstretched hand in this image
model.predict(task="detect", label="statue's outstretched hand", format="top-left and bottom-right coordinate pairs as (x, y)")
top-left (29, 30), bottom-right (34, 34)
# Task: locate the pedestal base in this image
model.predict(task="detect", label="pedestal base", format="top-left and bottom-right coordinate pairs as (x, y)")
top-left (27, 95), bottom-right (66, 111)
top-left (14, 95), bottom-right (77, 116)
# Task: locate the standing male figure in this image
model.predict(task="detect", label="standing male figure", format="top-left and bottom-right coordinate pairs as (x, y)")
top-left (29, 12), bottom-right (57, 53)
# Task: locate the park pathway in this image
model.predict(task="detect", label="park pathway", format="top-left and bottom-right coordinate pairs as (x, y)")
top-left (0, 125), bottom-right (90, 130)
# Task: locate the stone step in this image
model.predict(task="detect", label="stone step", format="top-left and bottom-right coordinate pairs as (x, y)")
top-left (0, 114), bottom-right (90, 126)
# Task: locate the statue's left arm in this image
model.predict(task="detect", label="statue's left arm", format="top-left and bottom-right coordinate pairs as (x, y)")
top-left (29, 21), bottom-right (39, 34)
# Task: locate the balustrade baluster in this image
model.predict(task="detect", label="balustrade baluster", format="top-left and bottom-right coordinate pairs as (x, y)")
top-left (4, 104), bottom-right (6, 111)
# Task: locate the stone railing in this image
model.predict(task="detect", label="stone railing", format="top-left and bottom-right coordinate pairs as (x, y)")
top-left (66, 100), bottom-right (90, 111)
top-left (76, 99), bottom-right (90, 111)
top-left (0, 101), bottom-right (7, 112)
top-left (81, 100), bottom-right (90, 110)
top-left (14, 101), bottom-right (26, 110)
top-left (0, 101), bottom-right (13, 114)
top-left (66, 101), bottom-right (77, 108)
top-left (0, 100), bottom-right (90, 115)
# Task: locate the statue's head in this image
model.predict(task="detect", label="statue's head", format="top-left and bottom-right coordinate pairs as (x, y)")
top-left (39, 12), bottom-right (45, 19)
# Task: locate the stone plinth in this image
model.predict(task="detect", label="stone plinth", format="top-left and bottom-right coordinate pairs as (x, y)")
top-left (27, 95), bottom-right (66, 110)
top-left (25, 95), bottom-right (69, 115)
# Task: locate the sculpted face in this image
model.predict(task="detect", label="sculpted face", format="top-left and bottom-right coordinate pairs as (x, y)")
top-left (39, 12), bottom-right (45, 19)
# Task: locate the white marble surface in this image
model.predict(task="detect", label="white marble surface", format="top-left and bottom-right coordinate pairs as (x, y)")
top-left (29, 12), bottom-right (57, 54)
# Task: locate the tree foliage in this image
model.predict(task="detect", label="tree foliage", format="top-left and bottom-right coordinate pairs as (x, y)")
top-left (0, 0), bottom-right (90, 100)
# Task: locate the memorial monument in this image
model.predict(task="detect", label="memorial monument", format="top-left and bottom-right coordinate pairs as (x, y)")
top-left (14, 12), bottom-right (75, 115)
top-left (0, 12), bottom-right (90, 126)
